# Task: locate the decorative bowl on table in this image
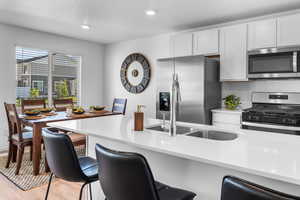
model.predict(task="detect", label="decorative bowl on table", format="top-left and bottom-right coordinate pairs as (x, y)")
top-left (90, 106), bottom-right (105, 111)
top-left (39, 108), bottom-right (53, 113)
top-left (24, 110), bottom-right (41, 116)
top-left (72, 107), bottom-right (85, 115)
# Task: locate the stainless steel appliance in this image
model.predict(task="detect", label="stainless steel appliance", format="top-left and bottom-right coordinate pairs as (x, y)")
top-left (242, 92), bottom-right (300, 135)
top-left (248, 47), bottom-right (300, 79)
top-left (156, 56), bottom-right (221, 124)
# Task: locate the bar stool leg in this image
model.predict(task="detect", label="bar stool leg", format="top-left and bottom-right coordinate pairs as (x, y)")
top-left (89, 183), bottom-right (93, 200)
top-left (79, 182), bottom-right (88, 200)
top-left (44, 173), bottom-right (53, 200)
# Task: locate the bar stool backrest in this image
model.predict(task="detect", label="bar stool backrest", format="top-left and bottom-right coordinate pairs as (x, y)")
top-left (43, 128), bottom-right (87, 182)
top-left (95, 144), bottom-right (159, 200)
top-left (221, 176), bottom-right (300, 200)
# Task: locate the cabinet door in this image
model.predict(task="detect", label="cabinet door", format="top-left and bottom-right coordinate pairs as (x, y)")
top-left (170, 33), bottom-right (193, 57)
top-left (193, 29), bottom-right (219, 55)
top-left (220, 24), bottom-right (248, 81)
top-left (277, 13), bottom-right (300, 47)
top-left (248, 19), bottom-right (277, 50)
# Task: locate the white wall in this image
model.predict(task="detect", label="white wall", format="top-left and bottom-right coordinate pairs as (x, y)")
top-left (103, 34), bottom-right (171, 118)
top-left (0, 23), bottom-right (104, 150)
top-left (222, 79), bottom-right (300, 109)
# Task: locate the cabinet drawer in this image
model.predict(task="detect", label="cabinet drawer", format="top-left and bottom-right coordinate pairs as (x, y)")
top-left (213, 122), bottom-right (241, 130)
top-left (212, 112), bottom-right (241, 124)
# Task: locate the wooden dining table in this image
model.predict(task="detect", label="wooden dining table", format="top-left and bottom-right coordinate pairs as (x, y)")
top-left (20, 110), bottom-right (121, 176)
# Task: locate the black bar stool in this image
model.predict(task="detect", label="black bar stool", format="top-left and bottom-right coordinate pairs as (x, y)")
top-left (221, 176), bottom-right (300, 200)
top-left (95, 143), bottom-right (196, 200)
top-left (43, 128), bottom-right (99, 200)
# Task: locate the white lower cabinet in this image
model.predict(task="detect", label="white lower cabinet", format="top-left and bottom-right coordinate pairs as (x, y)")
top-left (212, 109), bottom-right (242, 130)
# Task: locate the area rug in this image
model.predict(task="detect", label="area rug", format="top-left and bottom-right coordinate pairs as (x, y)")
top-left (0, 146), bottom-right (85, 191)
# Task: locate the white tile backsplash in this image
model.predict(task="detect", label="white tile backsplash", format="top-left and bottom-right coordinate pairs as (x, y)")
top-left (222, 79), bottom-right (300, 109)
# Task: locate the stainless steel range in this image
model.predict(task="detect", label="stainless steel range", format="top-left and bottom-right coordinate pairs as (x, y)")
top-left (242, 92), bottom-right (300, 135)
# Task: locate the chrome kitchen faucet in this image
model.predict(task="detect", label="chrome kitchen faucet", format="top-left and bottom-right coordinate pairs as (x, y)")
top-left (170, 73), bottom-right (181, 136)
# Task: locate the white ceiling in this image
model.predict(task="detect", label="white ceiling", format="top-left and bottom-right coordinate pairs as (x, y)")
top-left (0, 0), bottom-right (300, 44)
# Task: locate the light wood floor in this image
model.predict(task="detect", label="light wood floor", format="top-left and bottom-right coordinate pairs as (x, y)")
top-left (0, 173), bottom-right (87, 200)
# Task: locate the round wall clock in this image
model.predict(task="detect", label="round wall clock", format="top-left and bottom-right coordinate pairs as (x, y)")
top-left (120, 53), bottom-right (151, 94)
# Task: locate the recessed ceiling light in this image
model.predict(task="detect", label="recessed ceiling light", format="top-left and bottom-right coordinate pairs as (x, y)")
top-left (145, 9), bottom-right (157, 16)
top-left (81, 24), bottom-right (91, 30)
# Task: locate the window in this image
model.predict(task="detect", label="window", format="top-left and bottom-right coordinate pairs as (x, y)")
top-left (32, 80), bottom-right (44, 93)
top-left (16, 47), bottom-right (81, 107)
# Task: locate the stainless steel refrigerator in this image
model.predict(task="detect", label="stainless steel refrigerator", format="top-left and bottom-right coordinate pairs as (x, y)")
top-left (156, 56), bottom-right (221, 124)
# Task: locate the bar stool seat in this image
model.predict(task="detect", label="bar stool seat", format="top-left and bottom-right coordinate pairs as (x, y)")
top-left (157, 184), bottom-right (196, 200)
top-left (78, 157), bottom-right (98, 181)
top-left (155, 182), bottom-right (168, 191)
top-left (95, 144), bottom-right (196, 200)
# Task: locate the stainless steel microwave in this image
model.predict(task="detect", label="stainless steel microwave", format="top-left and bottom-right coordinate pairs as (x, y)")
top-left (248, 47), bottom-right (300, 79)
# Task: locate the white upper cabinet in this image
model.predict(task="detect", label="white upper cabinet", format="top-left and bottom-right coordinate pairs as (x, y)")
top-left (277, 13), bottom-right (300, 47)
top-left (248, 19), bottom-right (277, 50)
top-left (193, 29), bottom-right (219, 55)
top-left (170, 33), bottom-right (193, 58)
top-left (220, 24), bottom-right (248, 81)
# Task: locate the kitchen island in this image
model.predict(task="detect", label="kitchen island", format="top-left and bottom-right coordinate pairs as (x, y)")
top-left (48, 115), bottom-right (300, 200)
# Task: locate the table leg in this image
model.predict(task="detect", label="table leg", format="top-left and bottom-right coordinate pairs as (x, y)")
top-left (32, 123), bottom-right (43, 176)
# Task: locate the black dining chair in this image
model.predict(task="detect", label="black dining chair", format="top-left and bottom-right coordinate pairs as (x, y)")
top-left (43, 128), bottom-right (98, 200)
top-left (112, 98), bottom-right (127, 115)
top-left (95, 143), bottom-right (196, 200)
top-left (221, 176), bottom-right (300, 200)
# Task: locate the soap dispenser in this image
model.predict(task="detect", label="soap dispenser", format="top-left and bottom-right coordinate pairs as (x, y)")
top-left (134, 105), bottom-right (145, 131)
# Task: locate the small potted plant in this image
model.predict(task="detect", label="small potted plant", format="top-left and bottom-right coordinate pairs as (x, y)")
top-left (223, 94), bottom-right (241, 110)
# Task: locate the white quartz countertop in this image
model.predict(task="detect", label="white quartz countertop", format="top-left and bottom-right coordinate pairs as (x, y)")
top-left (48, 115), bottom-right (300, 186)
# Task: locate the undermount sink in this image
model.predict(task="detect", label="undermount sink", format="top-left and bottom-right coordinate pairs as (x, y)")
top-left (146, 125), bottom-right (193, 135)
top-left (187, 130), bottom-right (238, 141)
top-left (146, 124), bottom-right (238, 141)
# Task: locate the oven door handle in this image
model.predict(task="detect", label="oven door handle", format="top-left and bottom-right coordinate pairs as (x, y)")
top-left (241, 121), bottom-right (300, 131)
top-left (293, 51), bottom-right (298, 72)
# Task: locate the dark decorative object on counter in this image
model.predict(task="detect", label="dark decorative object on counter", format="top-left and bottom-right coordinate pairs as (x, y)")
top-left (223, 94), bottom-right (241, 110)
top-left (120, 53), bottom-right (151, 94)
top-left (134, 105), bottom-right (145, 131)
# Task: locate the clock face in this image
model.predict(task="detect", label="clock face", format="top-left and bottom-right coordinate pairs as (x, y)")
top-left (120, 53), bottom-right (151, 94)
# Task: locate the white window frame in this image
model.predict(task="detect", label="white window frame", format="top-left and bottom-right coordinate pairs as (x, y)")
top-left (32, 80), bottom-right (44, 92)
top-left (15, 46), bottom-right (82, 106)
